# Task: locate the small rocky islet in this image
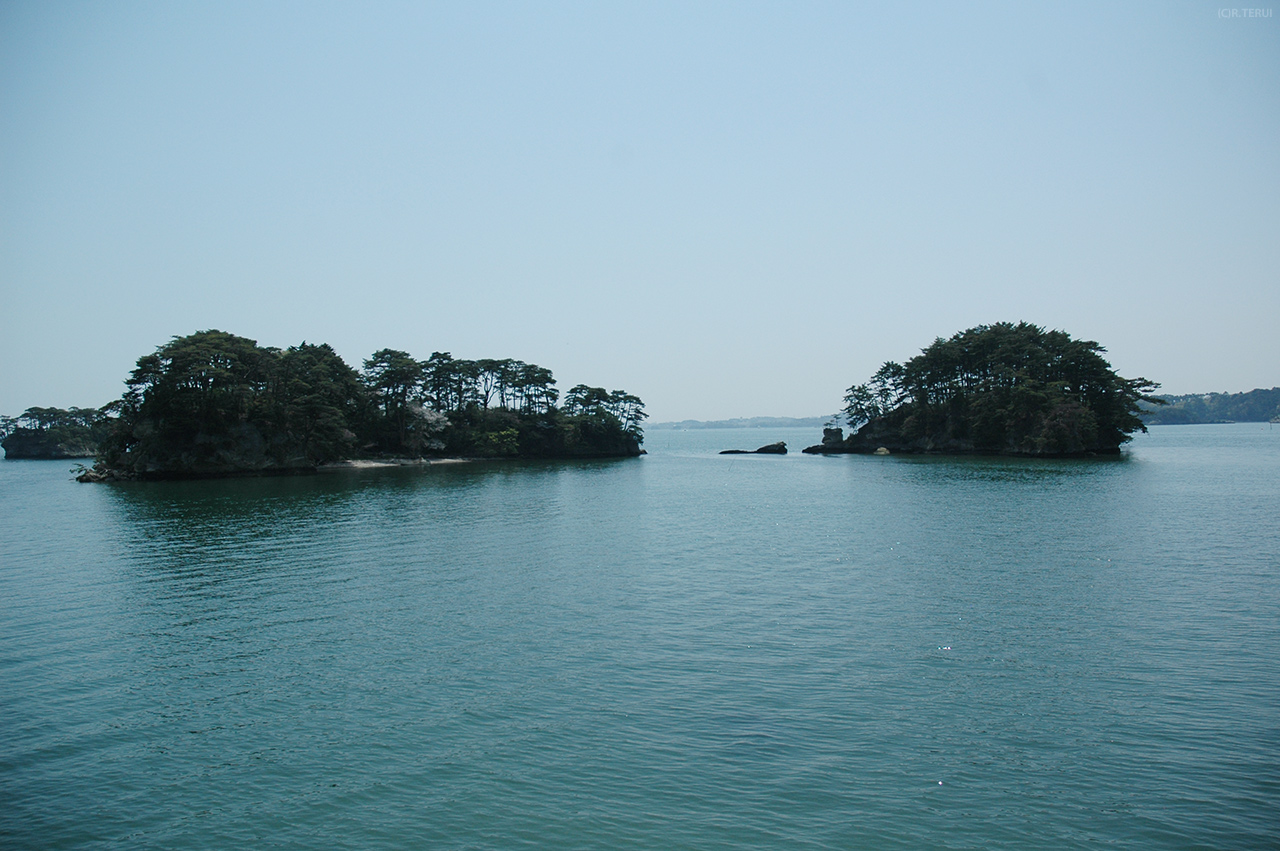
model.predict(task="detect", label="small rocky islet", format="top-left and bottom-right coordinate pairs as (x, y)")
top-left (719, 441), bottom-right (787, 455)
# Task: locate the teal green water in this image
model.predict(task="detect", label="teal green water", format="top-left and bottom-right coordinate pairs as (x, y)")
top-left (3, 424), bottom-right (1278, 849)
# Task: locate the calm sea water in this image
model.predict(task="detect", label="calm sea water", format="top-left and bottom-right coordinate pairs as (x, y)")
top-left (2, 424), bottom-right (1278, 849)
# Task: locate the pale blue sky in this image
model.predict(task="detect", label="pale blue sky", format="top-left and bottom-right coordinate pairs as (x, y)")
top-left (2, 1), bottom-right (1276, 421)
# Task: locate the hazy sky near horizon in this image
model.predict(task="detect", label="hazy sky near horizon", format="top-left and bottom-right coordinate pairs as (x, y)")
top-left (2, 1), bottom-right (1276, 421)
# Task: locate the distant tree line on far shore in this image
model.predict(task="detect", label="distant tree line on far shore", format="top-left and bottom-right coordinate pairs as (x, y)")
top-left (1140, 388), bottom-right (1280, 424)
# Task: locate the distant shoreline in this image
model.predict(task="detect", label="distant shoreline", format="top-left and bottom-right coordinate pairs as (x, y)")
top-left (1141, 387), bottom-right (1279, 425)
top-left (649, 416), bottom-right (833, 430)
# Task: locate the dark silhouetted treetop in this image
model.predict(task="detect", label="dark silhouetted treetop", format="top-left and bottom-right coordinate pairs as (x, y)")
top-left (563, 386), bottom-right (647, 436)
top-left (362, 349), bottom-right (431, 454)
top-left (101, 330), bottom-right (333, 475)
top-left (819, 322), bottom-right (1162, 456)
top-left (273, 342), bottom-right (367, 462)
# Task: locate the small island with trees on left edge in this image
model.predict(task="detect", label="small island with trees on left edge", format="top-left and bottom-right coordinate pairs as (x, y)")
top-left (44, 330), bottom-right (645, 481)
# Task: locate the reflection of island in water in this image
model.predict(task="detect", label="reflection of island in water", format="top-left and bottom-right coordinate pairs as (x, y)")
top-left (106, 450), bottom-right (640, 570)
top-left (75, 330), bottom-right (646, 481)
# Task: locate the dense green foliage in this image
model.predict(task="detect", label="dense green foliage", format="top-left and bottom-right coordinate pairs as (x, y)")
top-left (0, 406), bottom-right (113, 458)
top-left (1142, 388), bottom-right (1280, 424)
top-left (839, 323), bottom-right (1161, 455)
top-left (97, 330), bottom-right (645, 477)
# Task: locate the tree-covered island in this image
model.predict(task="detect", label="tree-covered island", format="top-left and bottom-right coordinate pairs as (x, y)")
top-left (806, 322), bottom-right (1162, 457)
top-left (74, 330), bottom-right (645, 479)
top-left (0, 407), bottom-right (114, 459)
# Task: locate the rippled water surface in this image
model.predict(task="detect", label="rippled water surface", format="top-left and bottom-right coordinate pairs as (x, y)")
top-left (3, 424), bottom-right (1278, 849)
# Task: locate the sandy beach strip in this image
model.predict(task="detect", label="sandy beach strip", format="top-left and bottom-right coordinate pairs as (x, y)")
top-left (319, 457), bottom-right (474, 471)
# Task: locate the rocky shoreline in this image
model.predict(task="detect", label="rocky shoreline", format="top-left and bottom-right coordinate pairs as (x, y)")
top-left (801, 427), bottom-right (1119, 457)
top-left (74, 456), bottom-right (503, 482)
top-left (71, 450), bottom-right (647, 482)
